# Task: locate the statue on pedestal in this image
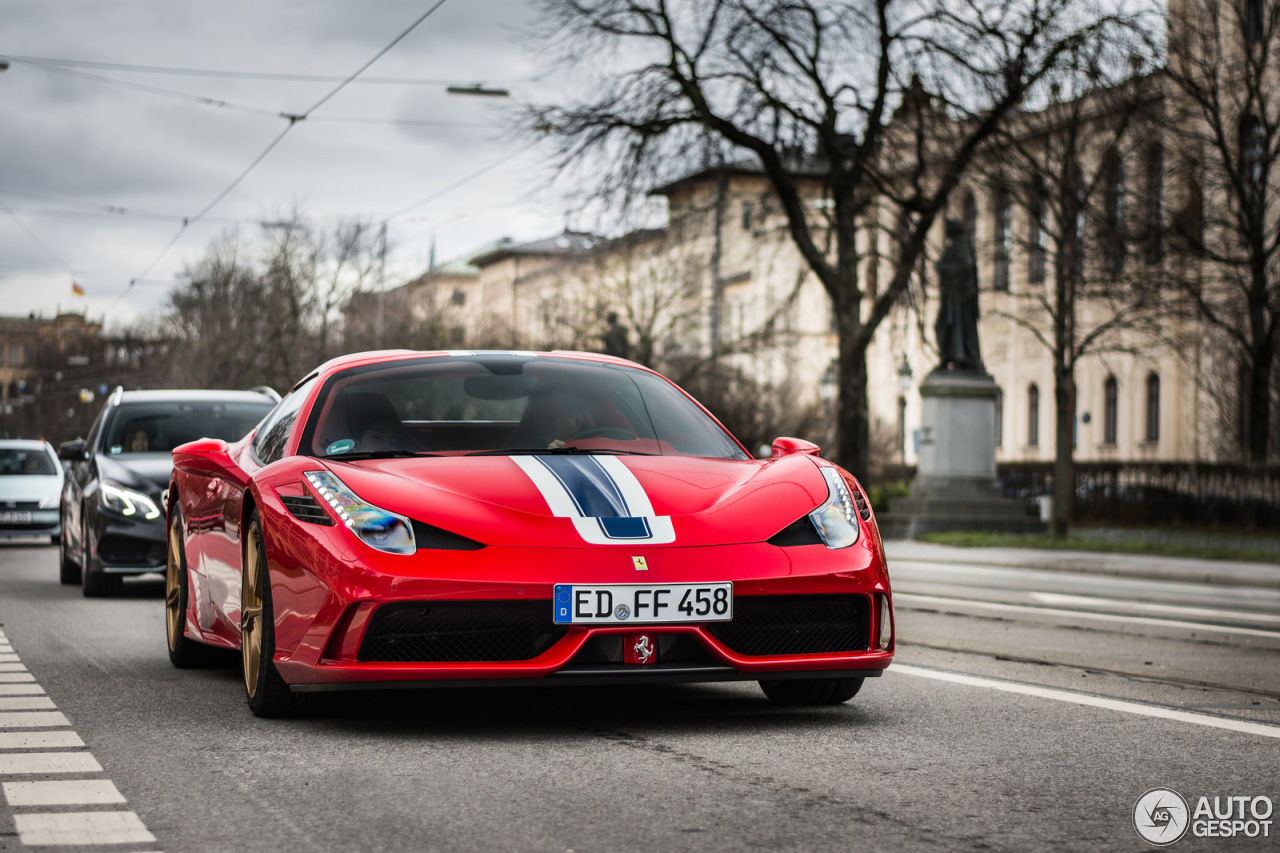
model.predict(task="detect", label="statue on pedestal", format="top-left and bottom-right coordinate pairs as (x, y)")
top-left (602, 311), bottom-right (631, 360)
top-left (934, 218), bottom-right (984, 372)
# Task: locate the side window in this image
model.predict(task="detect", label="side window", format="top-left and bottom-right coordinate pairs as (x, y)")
top-left (252, 378), bottom-right (316, 465)
top-left (85, 408), bottom-right (107, 452)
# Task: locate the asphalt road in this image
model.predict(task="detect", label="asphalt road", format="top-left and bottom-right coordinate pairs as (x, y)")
top-left (1, 539), bottom-right (1278, 852)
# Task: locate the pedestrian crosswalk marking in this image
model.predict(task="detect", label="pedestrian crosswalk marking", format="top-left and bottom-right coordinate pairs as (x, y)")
top-left (14, 811), bottom-right (157, 846)
top-left (0, 752), bottom-right (103, 774)
top-left (0, 697), bottom-right (56, 711)
top-left (4, 779), bottom-right (126, 807)
top-left (0, 731), bottom-right (85, 750)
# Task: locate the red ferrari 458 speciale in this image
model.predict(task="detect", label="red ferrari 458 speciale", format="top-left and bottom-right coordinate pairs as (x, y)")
top-left (166, 350), bottom-right (894, 716)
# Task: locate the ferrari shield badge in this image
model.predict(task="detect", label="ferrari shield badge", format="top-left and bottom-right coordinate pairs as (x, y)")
top-left (632, 556), bottom-right (648, 571)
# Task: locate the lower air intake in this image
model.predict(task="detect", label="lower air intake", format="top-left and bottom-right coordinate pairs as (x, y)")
top-left (358, 601), bottom-right (566, 663)
top-left (706, 595), bottom-right (870, 656)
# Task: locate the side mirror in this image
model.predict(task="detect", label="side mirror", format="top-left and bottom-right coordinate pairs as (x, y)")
top-left (172, 438), bottom-right (232, 477)
top-left (770, 437), bottom-right (821, 459)
top-left (58, 440), bottom-right (88, 462)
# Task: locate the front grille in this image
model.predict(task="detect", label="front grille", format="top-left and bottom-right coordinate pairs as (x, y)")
top-left (707, 595), bottom-right (870, 656)
top-left (1, 501), bottom-right (42, 511)
top-left (768, 516), bottom-right (824, 547)
top-left (851, 483), bottom-right (872, 521)
top-left (280, 495), bottom-right (334, 526)
top-left (98, 534), bottom-right (166, 567)
top-left (359, 601), bottom-right (565, 662)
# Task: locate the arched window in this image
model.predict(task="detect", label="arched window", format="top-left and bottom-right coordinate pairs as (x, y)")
top-left (1145, 144), bottom-right (1164, 264)
top-left (1103, 150), bottom-right (1126, 274)
top-left (1104, 375), bottom-right (1119, 444)
top-left (1241, 114), bottom-right (1266, 205)
top-left (995, 387), bottom-right (1004, 448)
top-left (962, 192), bottom-right (978, 242)
top-left (1028, 383), bottom-right (1040, 447)
top-left (1027, 189), bottom-right (1046, 284)
top-left (993, 187), bottom-right (1012, 291)
top-left (1145, 373), bottom-right (1161, 443)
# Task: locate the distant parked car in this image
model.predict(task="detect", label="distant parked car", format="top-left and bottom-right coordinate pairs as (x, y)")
top-left (59, 388), bottom-right (278, 596)
top-left (0, 439), bottom-right (63, 544)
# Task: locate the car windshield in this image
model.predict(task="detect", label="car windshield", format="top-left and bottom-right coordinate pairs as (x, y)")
top-left (105, 400), bottom-right (275, 455)
top-left (0, 448), bottom-right (57, 476)
top-left (302, 355), bottom-right (749, 460)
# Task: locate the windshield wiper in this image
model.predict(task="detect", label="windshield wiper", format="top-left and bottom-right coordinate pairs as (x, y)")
top-left (320, 450), bottom-right (441, 460)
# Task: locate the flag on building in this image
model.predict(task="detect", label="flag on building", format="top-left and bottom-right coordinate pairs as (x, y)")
top-left (71, 281), bottom-right (85, 297)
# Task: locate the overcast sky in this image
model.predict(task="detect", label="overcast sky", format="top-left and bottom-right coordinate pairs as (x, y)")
top-left (1, 1), bottom-right (580, 330)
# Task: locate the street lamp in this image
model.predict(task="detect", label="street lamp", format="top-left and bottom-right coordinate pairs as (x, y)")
top-left (897, 355), bottom-right (913, 483)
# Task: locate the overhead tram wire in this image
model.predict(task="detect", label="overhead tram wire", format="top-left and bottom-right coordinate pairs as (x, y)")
top-left (106, 0), bottom-right (453, 320)
top-left (22, 63), bottom-right (281, 119)
top-left (0, 198), bottom-right (75, 273)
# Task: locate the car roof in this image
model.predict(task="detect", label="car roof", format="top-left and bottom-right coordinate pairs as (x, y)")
top-left (0, 439), bottom-right (54, 450)
top-left (113, 389), bottom-right (277, 405)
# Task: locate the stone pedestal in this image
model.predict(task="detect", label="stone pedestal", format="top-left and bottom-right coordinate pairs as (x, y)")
top-left (878, 368), bottom-right (1044, 539)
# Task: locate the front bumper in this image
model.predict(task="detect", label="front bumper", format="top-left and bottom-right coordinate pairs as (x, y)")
top-left (94, 512), bottom-right (166, 574)
top-left (255, 512), bottom-right (895, 689)
top-left (0, 509), bottom-right (60, 539)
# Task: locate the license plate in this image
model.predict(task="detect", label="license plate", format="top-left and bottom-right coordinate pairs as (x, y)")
top-left (0, 512), bottom-right (31, 524)
top-left (553, 583), bottom-right (733, 624)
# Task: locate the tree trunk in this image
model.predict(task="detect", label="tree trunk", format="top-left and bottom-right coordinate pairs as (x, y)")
top-left (1051, 364), bottom-right (1075, 539)
top-left (1246, 347), bottom-right (1275, 463)
top-left (835, 316), bottom-right (871, 482)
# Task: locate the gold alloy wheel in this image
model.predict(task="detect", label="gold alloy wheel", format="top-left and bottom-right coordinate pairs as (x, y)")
top-left (241, 524), bottom-right (264, 698)
top-left (165, 514), bottom-right (183, 652)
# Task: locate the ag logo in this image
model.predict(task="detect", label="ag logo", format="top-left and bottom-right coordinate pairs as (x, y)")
top-left (1134, 788), bottom-right (1190, 846)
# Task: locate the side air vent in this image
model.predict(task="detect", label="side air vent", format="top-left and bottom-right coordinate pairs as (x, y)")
top-left (767, 516), bottom-right (824, 547)
top-left (410, 519), bottom-right (486, 551)
top-left (851, 484), bottom-right (872, 521)
top-left (280, 495), bottom-right (334, 526)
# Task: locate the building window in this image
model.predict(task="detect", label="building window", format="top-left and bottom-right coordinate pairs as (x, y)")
top-left (741, 201), bottom-right (754, 231)
top-left (1028, 383), bottom-right (1040, 447)
top-left (451, 288), bottom-right (466, 306)
top-left (1145, 372), bottom-right (1160, 443)
top-left (995, 387), bottom-right (1004, 448)
top-left (962, 192), bottom-right (978, 243)
top-left (1028, 191), bottom-right (1046, 284)
top-left (1246, 0), bottom-right (1265, 44)
top-left (1103, 151), bottom-right (1126, 274)
top-left (1103, 375), bottom-right (1118, 444)
top-left (1241, 114), bottom-right (1266, 205)
top-left (993, 187), bottom-right (1011, 291)
top-left (450, 325), bottom-right (465, 347)
top-left (1145, 145), bottom-right (1165, 264)
top-left (10, 345), bottom-right (24, 367)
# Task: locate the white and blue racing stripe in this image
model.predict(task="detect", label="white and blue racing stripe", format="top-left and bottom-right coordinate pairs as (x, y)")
top-left (512, 455), bottom-right (676, 544)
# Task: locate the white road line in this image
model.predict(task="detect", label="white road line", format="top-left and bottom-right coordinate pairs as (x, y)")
top-left (0, 752), bottom-right (103, 774)
top-left (0, 731), bottom-right (85, 750)
top-left (14, 811), bottom-right (156, 846)
top-left (1030, 592), bottom-right (1280, 624)
top-left (895, 592), bottom-right (1280, 639)
top-left (0, 711), bottom-right (70, 729)
top-left (0, 646), bottom-right (15, 654)
top-left (0, 697), bottom-right (56, 711)
top-left (0, 673), bottom-right (35, 683)
top-left (0, 663), bottom-right (29, 672)
top-left (894, 664), bottom-right (1280, 739)
top-left (4, 779), bottom-right (126, 807)
top-left (0, 654), bottom-right (20, 663)
top-left (0, 685), bottom-right (45, 696)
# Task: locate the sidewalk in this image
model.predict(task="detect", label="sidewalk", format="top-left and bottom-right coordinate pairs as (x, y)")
top-left (883, 539), bottom-right (1280, 589)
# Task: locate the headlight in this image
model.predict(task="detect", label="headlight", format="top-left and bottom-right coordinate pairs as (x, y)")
top-left (39, 494), bottom-right (59, 510)
top-left (100, 481), bottom-right (162, 520)
top-left (304, 471), bottom-right (415, 555)
top-left (808, 467), bottom-right (859, 549)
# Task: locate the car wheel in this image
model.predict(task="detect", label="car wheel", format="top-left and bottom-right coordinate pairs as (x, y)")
top-left (58, 519), bottom-right (81, 586)
top-left (758, 677), bottom-right (864, 705)
top-left (242, 512), bottom-right (298, 718)
top-left (166, 506), bottom-right (212, 668)
top-left (81, 518), bottom-right (122, 598)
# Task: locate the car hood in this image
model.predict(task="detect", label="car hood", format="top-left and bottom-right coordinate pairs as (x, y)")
top-left (97, 453), bottom-right (173, 497)
top-left (323, 453), bottom-right (831, 548)
top-left (0, 475), bottom-right (63, 503)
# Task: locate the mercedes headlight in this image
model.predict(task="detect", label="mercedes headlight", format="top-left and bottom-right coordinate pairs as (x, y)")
top-left (305, 471), bottom-right (415, 555)
top-left (808, 467), bottom-right (859, 549)
top-left (100, 481), bottom-right (162, 520)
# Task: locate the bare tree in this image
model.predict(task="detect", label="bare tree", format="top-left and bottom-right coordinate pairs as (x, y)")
top-left (979, 38), bottom-right (1164, 537)
top-left (522, 0), bottom-right (1140, 481)
top-left (1164, 0), bottom-right (1280, 463)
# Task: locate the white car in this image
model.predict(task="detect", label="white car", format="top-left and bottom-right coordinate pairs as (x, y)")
top-left (0, 439), bottom-right (63, 544)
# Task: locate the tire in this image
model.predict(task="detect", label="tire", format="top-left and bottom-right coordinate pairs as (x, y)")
top-left (49, 534), bottom-right (59, 546)
top-left (58, 520), bottom-right (81, 586)
top-left (166, 505), bottom-right (213, 668)
top-left (758, 677), bottom-right (864, 705)
top-left (242, 512), bottom-right (298, 718)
